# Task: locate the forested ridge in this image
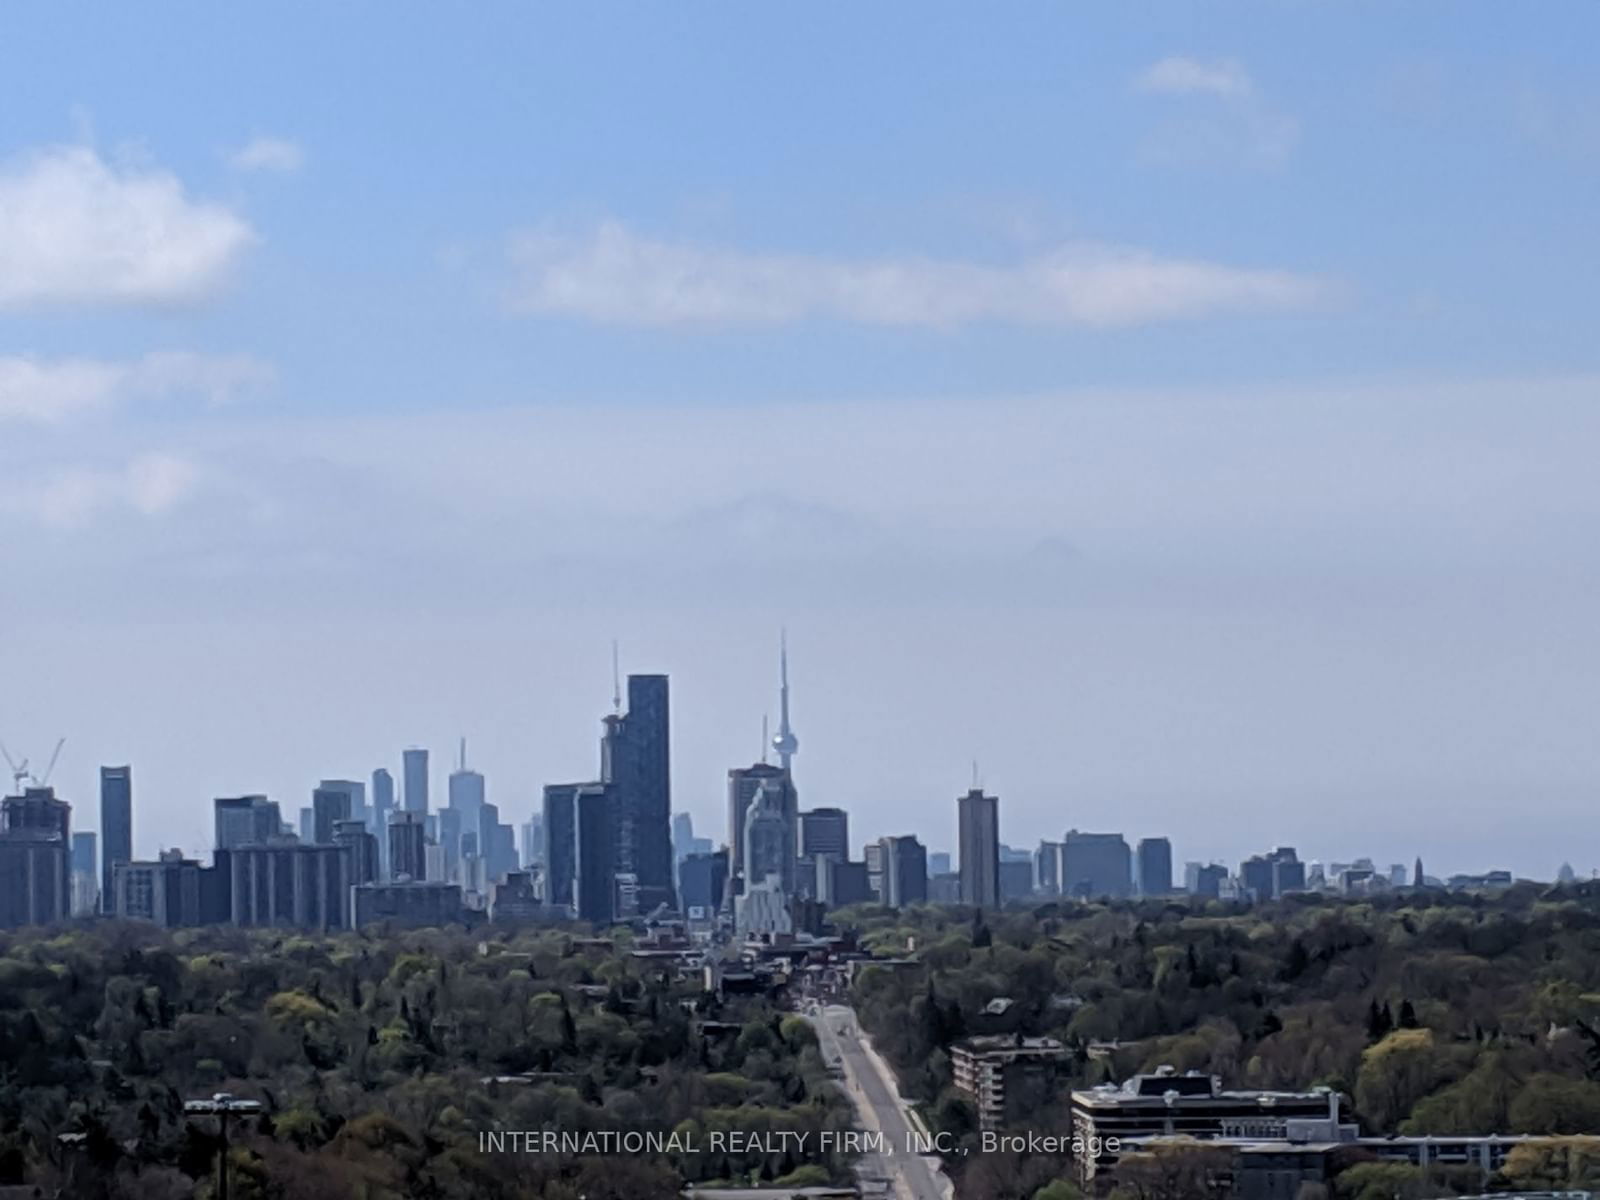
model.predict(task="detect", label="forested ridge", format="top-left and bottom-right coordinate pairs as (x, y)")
top-left (0, 922), bottom-right (854, 1199)
top-left (848, 883), bottom-right (1600, 1198)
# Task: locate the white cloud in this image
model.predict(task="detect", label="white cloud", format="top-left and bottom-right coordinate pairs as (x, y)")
top-left (228, 136), bottom-right (305, 173)
top-left (1133, 56), bottom-right (1299, 170)
top-left (8, 452), bottom-right (203, 527)
top-left (0, 145), bottom-right (254, 309)
top-left (507, 222), bottom-right (1322, 329)
top-left (0, 352), bottom-right (273, 424)
top-left (1135, 56), bottom-right (1254, 99)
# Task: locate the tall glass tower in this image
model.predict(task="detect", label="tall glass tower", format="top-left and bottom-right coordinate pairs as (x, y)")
top-left (99, 765), bottom-right (132, 915)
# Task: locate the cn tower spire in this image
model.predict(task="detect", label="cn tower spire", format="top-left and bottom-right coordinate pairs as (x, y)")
top-left (772, 629), bottom-right (799, 772)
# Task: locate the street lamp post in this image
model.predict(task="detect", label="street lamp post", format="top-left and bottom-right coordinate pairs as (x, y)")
top-left (183, 1093), bottom-right (262, 1200)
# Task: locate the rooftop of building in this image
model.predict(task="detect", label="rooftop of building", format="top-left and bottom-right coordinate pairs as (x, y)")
top-left (1074, 1066), bottom-right (1338, 1104)
top-left (954, 1034), bottom-right (1065, 1055)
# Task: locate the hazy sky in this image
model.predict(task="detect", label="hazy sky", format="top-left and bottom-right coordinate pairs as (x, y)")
top-left (3, 5), bottom-right (1598, 879)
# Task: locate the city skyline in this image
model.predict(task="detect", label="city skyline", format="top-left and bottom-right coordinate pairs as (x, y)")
top-left (6, 7), bottom-right (1600, 881)
top-left (5, 639), bottom-right (1582, 887)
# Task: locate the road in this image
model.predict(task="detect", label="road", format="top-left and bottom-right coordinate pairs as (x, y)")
top-left (810, 1004), bottom-right (952, 1200)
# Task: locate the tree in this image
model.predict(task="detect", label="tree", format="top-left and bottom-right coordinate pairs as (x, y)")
top-left (1354, 1029), bottom-right (1459, 1131)
top-left (1500, 1136), bottom-right (1600, 1192)
top-left (1333, 1161), bottom-right (1429, 1200)
top-left (1508, 1074), bottom-right (1600, 1134)
top-left (1364, 1000), bottom-right (1389, 1043)
top-left (1110, 1140), bottom-right (1232, 1200)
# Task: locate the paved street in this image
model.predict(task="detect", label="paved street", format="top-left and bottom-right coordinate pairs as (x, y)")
top-left (810, 1004), bottom-right (952, 1200)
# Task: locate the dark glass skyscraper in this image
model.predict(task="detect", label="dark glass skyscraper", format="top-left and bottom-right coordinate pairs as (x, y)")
top-left (574, 783), bottom-right (616, 923)
top-left (600, 675), bottom-right (675, 911)
top-left (99, 765), bottom-right (132, 915)
top-left (542, 782), bottom-right (581, 910)
top-left (799, 807), bottom-right (848, 863)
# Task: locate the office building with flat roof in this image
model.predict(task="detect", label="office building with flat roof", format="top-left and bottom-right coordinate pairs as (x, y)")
top-left (958, 789), bottom-right (1000, 908)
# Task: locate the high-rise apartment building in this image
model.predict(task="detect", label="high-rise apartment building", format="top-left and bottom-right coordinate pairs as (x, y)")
top-left (335, 819), bottom-right (379, 892)
top-left (574, 783), bottom-right (615, 923)
top-left (863, 840), bottom-right (885, 900)
top-left (388, 810), bottom-right (427, 881)
top-left (542, 782), bottom-right (583, 910)
top-left (371, 767), bottom-right (395, 826)
top-left (317, 779), bottom-right (366, 828)
top-left (402, 747), bottom-right (429, 815)
top-left (1035, 840), bottom-right (1062, 896)
top-left (679, 849), bottom-right (728, 918)
top-left (727, 762), bottom-right (794, 895)
top-left (1186, 861), bottom-right (1227, 899)
top-left (999, 859), bottom-right (1034, 903)
top-left (958, 789), bottom-right (1001, 908)
top-left (226, 842), bottom-right (349, 931)
top-left (736, 780), bottom-right (792, 938)
top-left (213, 795), bottom-right (282, 851)
top-left (0, 787), bottom-right (72, 928)
top-left (520, 814), bottom-right (544, 870)
top-left (311, 786), bottom-right (352, 846)
top-left (799, 807), bottom-right (849, 862)
top-left (671, 812), bottom-right (695, 863)
top-left (1061, 831), bottom-right (1132, 899)
top-left (71, 830), bottom-right (98, 915)
top-left (110, 850), bottom-right (203, 927)
top-left (1135, 837), bottom-right (1173, 897)
top-left (879, 835), bottom-right (928, 907)
top-left (99, 766), bottom-right (132, 916)
top-left (741, 781), bottom-right (791, 891)
top-left (446, 744), bottom-right (485, 852)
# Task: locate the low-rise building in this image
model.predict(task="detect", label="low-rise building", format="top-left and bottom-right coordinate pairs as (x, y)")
top-left (952, 1035), bottom-right (1069, 1130)
top-left (1070, 1069), bottom-right (1343, 1182)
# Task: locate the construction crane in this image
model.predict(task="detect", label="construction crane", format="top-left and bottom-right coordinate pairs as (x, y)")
top-left (0, 737), bottom-right (66, 791)
top-left (37, 738), bottom-right (65, 787)
top-left (0, 741), bottom-right (28, 793)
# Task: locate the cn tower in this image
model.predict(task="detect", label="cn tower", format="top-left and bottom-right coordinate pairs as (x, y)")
top-left (772, 630), bottom-right (799, 772)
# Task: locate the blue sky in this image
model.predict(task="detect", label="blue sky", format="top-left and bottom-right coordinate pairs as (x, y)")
top-left (3, 6), bottom-right (1599, 877)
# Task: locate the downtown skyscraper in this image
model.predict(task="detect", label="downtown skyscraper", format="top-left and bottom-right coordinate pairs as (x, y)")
top-left (600, 675), bottom-right (675, 912)
top-left (99, 765), bottom-right (131, 915)
top-left (402, 747), bottom-right (429, 815)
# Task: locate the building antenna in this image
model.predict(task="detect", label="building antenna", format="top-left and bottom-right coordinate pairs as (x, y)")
top-left (611, 640), bottom-right (621, 715)
top-left (772, 628), bottom-right (799, 772)
top-left (459, 736), bottom-right (467, 771)
top-left (972, 759), bottom-right (980, 790)
top-left (761, 715), bottom-right (769, 765)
